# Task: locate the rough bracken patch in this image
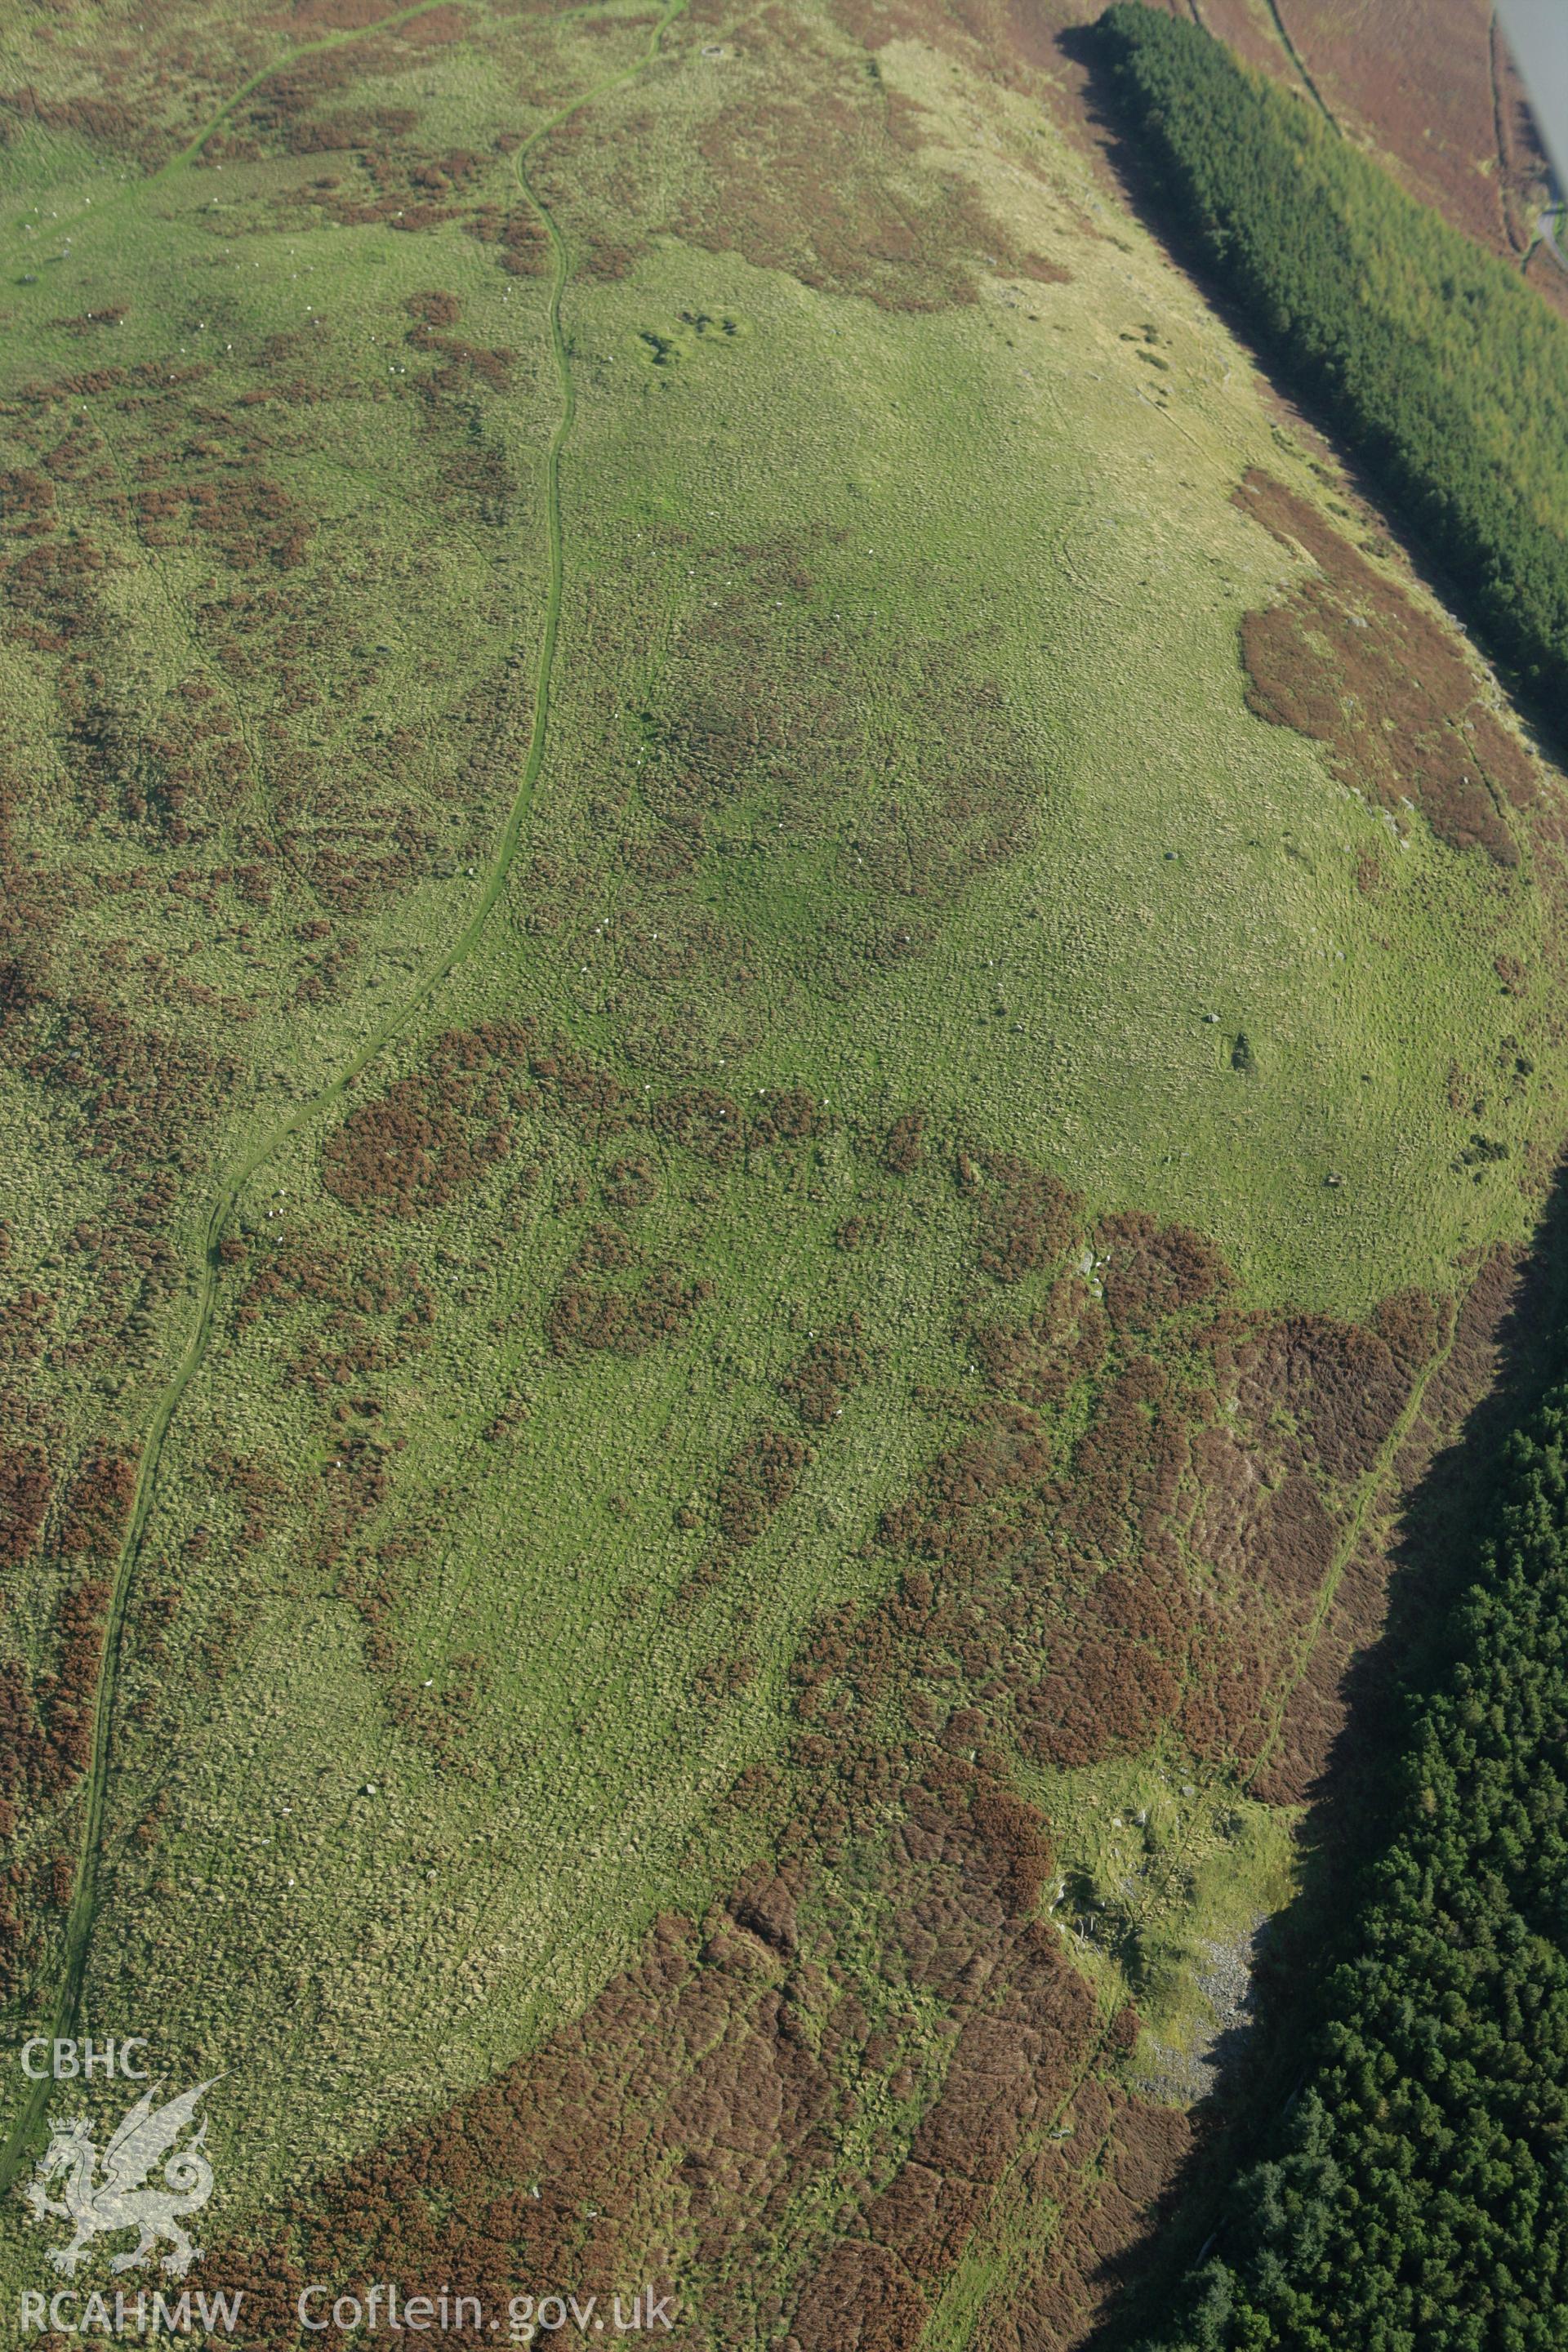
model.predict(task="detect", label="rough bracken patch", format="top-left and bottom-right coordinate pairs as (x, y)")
top-left (1236, 470), bottom-right (1537, 866)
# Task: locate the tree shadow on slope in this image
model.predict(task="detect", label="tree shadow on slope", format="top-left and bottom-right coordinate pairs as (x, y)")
top-left (1081, 1146), bottom-right (1568, 2348)
top-left (1054, 13), bottom-right (1568, 785)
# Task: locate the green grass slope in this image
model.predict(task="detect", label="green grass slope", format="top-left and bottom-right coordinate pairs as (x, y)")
top-left (0, 0), bottom-right (1562, 2328)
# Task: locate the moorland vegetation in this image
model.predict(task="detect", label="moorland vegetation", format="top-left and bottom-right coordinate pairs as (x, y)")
top-left (0, 0), bottom-right (1566, 2336)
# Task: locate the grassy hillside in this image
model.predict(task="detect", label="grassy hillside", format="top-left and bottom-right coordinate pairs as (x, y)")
top-left (0, 0), bottom-right (1564, 2339)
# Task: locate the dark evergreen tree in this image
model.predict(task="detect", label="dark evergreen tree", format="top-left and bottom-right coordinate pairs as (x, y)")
top-left (1097, 3), bottom-right (1568, 710)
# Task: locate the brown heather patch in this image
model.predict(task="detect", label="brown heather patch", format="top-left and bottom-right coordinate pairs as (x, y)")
top-left (0, 1428), bottom-right (135, 1993)
top-left (398, 3), bottom-right (472, 43)
top-left (969, 1278), bottom-right (1107, 1410)
top-left (746, 1085), bottom-right (821, 1148)
top-left (466, 202), bottom-right (551, 277)
top-left (545, 1258), bottom-right (711, 1359)
top-left (1236, 470), bottom-right (1539, 866)
top-left (648, 1083), bottom-right (746, 1165)
top-left (0, 467), bottom-right (56, 529)
top-left (214, 1742), bottom-right (1096, 2350)
top-left (133, 469), bottom-right (314, 571)
top-left (792, 1929), bottom-right (1095, 2350)
top-left (9, 991), bottom-right (231, 1181)
top-left (675, 78), bottom-right (1009, 314)
top-left (57, 1448), bottom-right (136, 1557)
top-left (1231, 1310), bottom-right (1410, 1486)
top-left (1372, 1285), bottom-right (1447, 1379)
top-left (236, 1234), bottom-right (437, 1400)
top-left (973, 1152), bottom-right (1080, 1283)
top-left (33, 1575), bottom-right (110, 1786)
top-left (229, 82), bottom-right (488, 234)
top-left (0, 1284), bottom-right (55, 1379)
top-left (64, 668), bottom-right (256, 843)
top-left (51, 308), bottom-right (127, 337)
top-left (530, 0), bottom-right (1072, 314)
top-left (212, 47), bottom-right (408, 152)
top-left (1096, 1209), bottom-right (1231, 1334)
top-left (1022, 1637), bottom-right (1181, 1772)
top-left (967, 2081), bottom-right (1194, 2350)
top-left (264, 0), bottom-right (400, 26)
top-left (324, 1027), bottom-right (822, 1220)
top-left (4, 532), bottom-right (113, 653)
top-left (0, 91), bottom-right (140, 153)
top-left (778, 1316), bottom-right (872, 1426)
top-left (713, 1425), bottom-right (811, 1554)
top-left (323, 1062), bottom-right (521, 1218)
top-left (870, 1196), bottom-right (1449, 1781)
top-left (0, 350), bottom-right (506, 893)
top-left (193, 38), bottom-right (492, 234)
top-left (1254, 1245), bottom-right (1514, 1808)
top-left (0, 1444), bottom-right (51, 1563)
top-left (0, 1554), bottom-right (115, 1967)
top-left (1062, 1352), bottom-right (1192, 1561)
top-left (601, 1153), bottom-right (658, 1211)
top-left (883, 1106), bottom-right (926, 1173)
top-left (323, 1021), bottom-right (595, 1218)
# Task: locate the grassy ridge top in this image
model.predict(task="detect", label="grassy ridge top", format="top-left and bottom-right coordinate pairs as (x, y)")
top-left (1098, 0), bottom-right (1568, 706)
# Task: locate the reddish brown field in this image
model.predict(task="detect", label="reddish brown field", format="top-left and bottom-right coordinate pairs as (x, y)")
top-left (1235, 469), bottom-right (1544, 866)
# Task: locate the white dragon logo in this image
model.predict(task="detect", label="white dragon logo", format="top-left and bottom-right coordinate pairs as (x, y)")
top-left (24, 2078), bottom-right (219, 2279)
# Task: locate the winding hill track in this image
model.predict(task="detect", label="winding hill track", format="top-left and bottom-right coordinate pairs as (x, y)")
top-left (0, 0), bottom-right (688, 2196)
